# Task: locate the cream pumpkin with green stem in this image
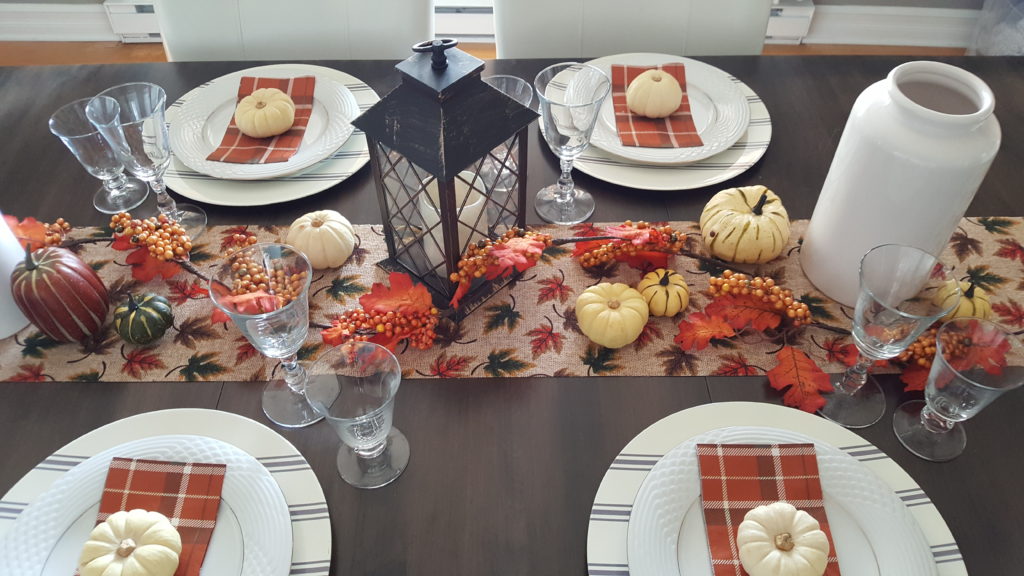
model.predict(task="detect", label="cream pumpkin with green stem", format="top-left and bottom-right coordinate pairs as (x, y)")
top-left (700, 185), bottom-right (790, 264)
top-left (575, 283), bottom-right (650, 349)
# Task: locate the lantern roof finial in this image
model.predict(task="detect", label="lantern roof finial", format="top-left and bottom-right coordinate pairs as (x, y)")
top-left (412, 38), bottom-right (459, 71)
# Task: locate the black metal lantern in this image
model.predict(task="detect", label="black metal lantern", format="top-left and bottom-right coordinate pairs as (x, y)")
top-left (352, 39), bottom-right (538, 318)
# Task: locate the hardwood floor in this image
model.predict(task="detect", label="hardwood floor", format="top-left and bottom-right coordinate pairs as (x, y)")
top-left (0, 40), bottom-right (963, 67)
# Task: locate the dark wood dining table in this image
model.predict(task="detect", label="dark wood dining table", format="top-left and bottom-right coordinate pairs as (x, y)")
top-left (1, 55), bottom-right (1023, 575)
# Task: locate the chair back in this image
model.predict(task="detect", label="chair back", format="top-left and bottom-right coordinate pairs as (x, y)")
top-left (493, 0), bottom-right (771, 59)
top-left (155, 0), bottom-right (435, 61)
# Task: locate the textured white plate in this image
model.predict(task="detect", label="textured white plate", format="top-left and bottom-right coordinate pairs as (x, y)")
top-left (573, 55), bottom-right (771, 191)
top-left (585, 402), bottom-right (966, 576)
top-left (628, 426), bottom-right (936, 576)
top-left (169, 67), bottom-right (356, 181)
top-left (164, 64), bottom-right (378, 206)
top-left (1, 409), bottom-right (331, 576)
top-left (588, 54), bottom-right (750, 165)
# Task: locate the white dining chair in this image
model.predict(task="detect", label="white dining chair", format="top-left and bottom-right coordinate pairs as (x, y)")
top-left (493, 0), bottom-right (773, 59)
top-left (153, 0), bottom-right (436, 61)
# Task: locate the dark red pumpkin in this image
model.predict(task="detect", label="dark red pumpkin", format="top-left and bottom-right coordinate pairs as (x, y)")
top-left (10, 246), bottom-right (109, 342)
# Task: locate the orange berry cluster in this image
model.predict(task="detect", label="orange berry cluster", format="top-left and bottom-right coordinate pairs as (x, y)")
top-left (708, 270), bottom-right (812, 327)
top-left (110, 212), bottom-right (192, 261)
top-left (224, 233), bottom-right (259, 256)
top-left (328, 308), bottom-right (440, 350)
top-left (227, 251), bottom-right (308, 305)
top-left (576, 221), bottom-right (686, 269)
top-left (449, 227), bottom-right (553, 284)
top-left (896, 326), bottom-right (969, 368)
top-left (42, 217), bottom-right (71, 246)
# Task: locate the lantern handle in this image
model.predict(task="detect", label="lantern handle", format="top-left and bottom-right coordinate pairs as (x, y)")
top-left (412, 38), bottom-right (460, 71)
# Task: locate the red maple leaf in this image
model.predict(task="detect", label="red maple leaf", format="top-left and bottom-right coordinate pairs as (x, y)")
top-left (712, 353), bottom-right (761, 376)
top-left (995, 238), bottom-right (1024, 263)
top-left (571, 222), bottom-right (603, 237)
top-left (220, 225), bottom-right (257, 250)
top-left (5, 362), bottom-right (48, 382)
top-left (124, 247), bottom-right (182, 282)
top-left (617, 250), bottom-right (670, 272)
top-left (820, 336), bottom-right (859, 367)
top-left (429, 353), bottom-right (472, 377)
top-left (675, 313), bottom-right (736, 351)
top-left (993, 300), bottom-right (1024, 328)
top-left (767, 346), bottom-right (832, 413)
top-left (604, 223), bottom-right (655, 245)
top-left (536, 274), bottom-right (573, 305)
top-left (3, 215), bottom-right (48, 250)
top-left (486, 236), bottom-right (547, 279)
top-left (110, 234), bottom-right (134, 251)
top-left (526, 322), bottom-right (564, 358)
top-left (234, 336), bottom-right (260, 366)
top-left (121, 347), bottom-right (166, 379)
top-left (900, 364), bottom-right (931, 392)
top-left (360, 272), bottom-right (433, 315)
top-left (949, 320), bottom-right (1012, 375)
top-left (166, 278), bottom-right (209, 305)
top-left (705, 293), bottom-right (783, 332)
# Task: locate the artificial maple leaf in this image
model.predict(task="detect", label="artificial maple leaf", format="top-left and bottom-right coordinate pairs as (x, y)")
top-left (767, 346), bottom-right (832, 413)
top-left (5, 362), bottom-right (48, 382)
top-left (604, 223), bottom-right (655, 245)
top-left (120, 346), bottom-right (166, 380)
top-left (581, 344), bottom-right (621, 375)
top-left (173, 315), bottom-right (218, 349)
top-left (526, 321), bottom-right (563, 358)
top-left (3, 215), bottom-right (48, 250)
top-left (656, 346), bottom-right (697, 376)
top-left (166, 278), bottom-right (208, 305)
top-left (712, 352), bottom-right (761, 376)
top-left (234, 336), bottom-right (260, 366)
top-left (479, 349), bottom-right (534, 377)
top-left (571, 222), bottom-right (603, 237)
top-left (124, 246), bottom-right (182, 282)
top-left (360, 272), bottom-right (432, 315)
top-left (995, 238), bottom-right (1024, 264)
top-left (486, 236), bottom-right (546, 279)
top-left (949, 320), bottom-right (1012, 375)
top-left (993, 300), bottom-right (1024, 328)
top-left (949, 230), bottom-right (982, 262)
top-left (705, 293), bottom-right (782, 332)
top-left (617, 250), bottom-right (670, 272)
top-left (110, 234), bottom-right (134, 251)
top-left (536, 272), bottom-right (573, 305)
top-left (900, 364), bottom-right (930, 392)
top-left (976, 216), bottom-right (1015, 235)
top-left (675, 313), bottom-right (736, 351)
top-left (818, 336), bottom-right (859, 367)
top-left (633, 322), bottom-right (663, 351)
top-left (428, 353), bottom-right (472, 378)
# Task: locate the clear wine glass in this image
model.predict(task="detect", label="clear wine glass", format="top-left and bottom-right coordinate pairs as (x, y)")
top-left (48, 98), bottom-right (149, 214)
top-left (305, 341), bottom-right (409, 489)
top-left (819, 243), bottom-right (961, 428)
top-left (893, 318), bottom-right (1024, 461)
top-left (86, 82), bottom-right (207, 239)
top-left (534, 62), bottom-right (610, 225)
top-left (208, 243), bottom-right (322, 428)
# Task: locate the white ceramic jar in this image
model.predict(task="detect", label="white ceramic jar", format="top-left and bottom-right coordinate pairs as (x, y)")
top-left (801, 61), bottom-right (1001, 306)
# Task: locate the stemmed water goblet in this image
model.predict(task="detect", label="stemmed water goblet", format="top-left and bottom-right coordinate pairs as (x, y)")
top-left (304, 341), bottom-right (409, 489)
top-left (49, 98), bottom-right (149, 214)
top-left (893, 318), bottom-right (1024, 461)
top-left (818, 243), bottom-right (961, 428)
top-left (208, 243), bottom-right (322, 428)
top-left (533, 62), bottom-right (611, 225)
top-left (86, 82), bottom-right (207, 239)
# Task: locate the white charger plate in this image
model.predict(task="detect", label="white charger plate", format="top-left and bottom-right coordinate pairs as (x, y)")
top-left (628, 426), bottom-right (936, 576)
top-left (0, 409), bottom-right (331, 576)
top-left (586, 402), bottom-right (965, 576)
top-left (574, 57), bottom-right (771, 191)
top-left (588, 54), bottom-right (750, 165)
top-left (164, 64), bottom-right (378, 206)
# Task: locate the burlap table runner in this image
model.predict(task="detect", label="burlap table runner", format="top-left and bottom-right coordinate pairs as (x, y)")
top-left (2, 218), bottom-right (1022, 382)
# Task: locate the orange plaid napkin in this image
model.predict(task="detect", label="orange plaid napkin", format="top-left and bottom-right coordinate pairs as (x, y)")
top-left (206, 75), bottom-right (316, 164)
top-left (94, 457), bottom-right (227, 576)
top-left (610, 63), bottom-right (703, 148)
top-left (696, 444), bottom-right (841, 576)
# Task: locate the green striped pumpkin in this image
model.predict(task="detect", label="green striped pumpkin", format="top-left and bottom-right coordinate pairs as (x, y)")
top-left (113, 293), bottom-right (173, 345)
top-left (700, 185), bottom-right (790, 264)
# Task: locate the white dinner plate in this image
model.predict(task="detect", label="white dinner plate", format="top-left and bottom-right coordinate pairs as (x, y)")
top-left (574, 55), bottom-right (771, 191)
top-left (588, 54), bottom-right (750, 165)
top-left (628, 426), bottom-right (936, 576)
top-left (586, 402), bottom-right (966, 576)
top-left (1, 435), bottom-right (291, 576)
top-left (1, 409), bottom-right (331, 576)
top-left (165, 64), bottom-right (379, 206)
top-left (170, 67), bottom-right (357, 181)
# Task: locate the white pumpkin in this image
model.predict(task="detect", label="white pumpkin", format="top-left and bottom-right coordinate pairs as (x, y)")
top-left (700, 185), bottom-right (791, 264)
top-left (286, 210), bottom-right (356, 269)
top-left (626, 69), bottom-right (683, 118)
top-left (234, 87), bottom-right (296, 138)
top-left (575, 283), bottom-right (649, 349)
top-left (79, 509), bottom-right (182, 576)
top-left (737, 502), bottom-right (830, 576)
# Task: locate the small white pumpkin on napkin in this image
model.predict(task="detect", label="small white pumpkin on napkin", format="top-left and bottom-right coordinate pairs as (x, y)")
top-left (234, 87), bottom-right (296, 138)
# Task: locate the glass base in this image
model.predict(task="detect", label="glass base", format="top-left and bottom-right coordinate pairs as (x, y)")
top-left (171, 203), bottom-right (208, 241)
top-left (262, 379), bottom-right (323, 428)
top-left (336, 427), bottom-right (410, 489)
top-left (94, 177), bottom-right (149, 214)
top-left (893, 400), bottom-right (966, 462)
top-left (817, 373), bottom-right (886, 428)
top-left (535, 185), bottom-right (595, 225)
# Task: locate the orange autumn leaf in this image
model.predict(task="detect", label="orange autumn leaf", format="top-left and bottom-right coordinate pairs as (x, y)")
top-left (705, 293), bottom-right (783, 332)
top-left (820, 336), bottom-right (859, 367)
top-left (675, 312), bottom-right (735, 351)
top-left (900, 364), bottom-right (931, 392)
top-left (487, 236), bottom-right (547, 278)
top-left (3, 215), bottom-right (48, 250)
top-left (124, 246), bottom-right (183, 282)
top-left (360, 272), bottom-right (433, 315)
top-left (767, 346), bottom-right (832, 413)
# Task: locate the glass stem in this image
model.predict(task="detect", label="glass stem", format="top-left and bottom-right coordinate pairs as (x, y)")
top-left (835, 354), bottom-right (874, 395)
top-left (104, 173), bottom-right (130, 198)
top-left (920, 404), bottom-right (956, 434)
top-left (151, 177), bottom-right (178, 218)
top-left (556, 157), bottom-right (575, 202)
top-left (279, 354), bottom-right (307, 394)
